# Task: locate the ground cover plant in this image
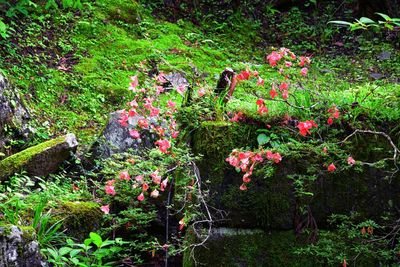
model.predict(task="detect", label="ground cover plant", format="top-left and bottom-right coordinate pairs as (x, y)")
top-left (0, 0), bottom-right (399, 266)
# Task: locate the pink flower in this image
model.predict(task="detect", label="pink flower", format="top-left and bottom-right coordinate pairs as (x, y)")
top-left (150, 189), bottom-right (160, 198)
top-left (243, 173), bottom-right (251, 183)
top-left (239, 183), bottom-right (247, 191)
top-left (282, 89), bottom-right (289, 100)
top-left (236, 69), bottom-right (251, 81)
top-left (300, 67), bottom-right (308, 77)
top-left (105, 185), bottom-right (116, 196)
top-left (157, 72), bottom-right (167, 83)
top-left (150, 170), bottom-right (162, 185)
top-left (171, 131), bottom-right (179, 139)
top-left (176, 84), bottom-right (186, 95)
top-left (230, 112), bottom-right (244, 122)
top-left (285, 61), bottom-right (292, 67)
top-left (138, 118), bottom-right (149, 129)
top-left (258, 105), bottom-right (268, 115)
top-left (129, 129), bottom-right (140, 139)
top-left (272, 153), bottom-right (282, 163)
top-left (226, 155), bottom-right (239, 167)
top-left (167, 100), bottom-right (176, 109)
top-left (197, 88), bottom-right (206, 97)
top-left (160, 178), bottom-right (168, 191)
top-left (257, 77), bottom-right (264, 86)
top-left (155, 139), bottom-right (171, 154)
top-left (100, 205), bottom-right (110, 214)
top-left (128, 100), bottom-right (138, 108)
top-left (299, 56), bottom-right (311, 67)
top-left (253, 153), bottom-right (263, 162)
top-left (156, 86), bottom-right (165, 95)
top-left (118, 111), bottom-right (129, 127)
top-left (137, 192), bottom-right (145, 201)
top-left (323, 147), bottom-right (328, 154)
top-left (119, 171), bottom-right (131, 181)
top-left (179, 218), bottom-right (185, 230)
top-left (279, 82), bottom-right (289, 91)
top-left (347, 157), bottom-right (356, 165)
top-left (150, 107), bottom-right (160, 117)
top-left (135, 175), bottom-right (144, 183)
top-left (129, 75), bottom-right (139, 91)
top-left (267, 51), bottom-right (282, 67)
top-left (327, 163), bottom-right (336, 172)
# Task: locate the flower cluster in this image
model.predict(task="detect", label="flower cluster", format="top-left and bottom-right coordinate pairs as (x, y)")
top-left (118, 74), bottom-right (180, 154)
top-left (226, 149), bottom-right (282, 190)
top-left (327, 106), bottom-right (340, 125)
top-left (297, 120), bottom-right (318, 136)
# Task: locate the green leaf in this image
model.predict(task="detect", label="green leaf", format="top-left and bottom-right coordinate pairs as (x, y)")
top-left (59, 247), bottom-right (73, 256)
top-left (328, 20), bottom-right (353, 26)
top-left (376, 13), bottom-right (391, 21)
top-left (89, 232), bottom-right (102, 248)
top-left (359, 17), bottom-right (376, 24)
top-left (257, 133), bottom-right (270, 146)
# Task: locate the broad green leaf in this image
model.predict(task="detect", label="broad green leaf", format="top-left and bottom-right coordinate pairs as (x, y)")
top-left (328, 20), bottom-right (352, 26)
top-left (359, 17), bottom-right (376, 24)
top-left (89, 232), bottom-right (102, 248)
top-left (257, 133), bottom-right (270, 146)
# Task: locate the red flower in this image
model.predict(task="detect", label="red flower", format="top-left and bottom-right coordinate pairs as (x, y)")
top-left (327, 117), bottom-right (333, 125)
top-left (270, 88), bottom-right (278, 99)
top-left (236, 69), bottom-right (251, 81)
top-left (256, 98), bottom-right (265, 106)
top-left (142, 183), bottom-right (149, 191)
top-left (267, 51), bottom-right (282, 67)
top-left (327, 163), bottom-right (336, 172)
top-left (297, 120), bottom-right (318, 136)
top-left (279, 82), bottom-right (289, 91)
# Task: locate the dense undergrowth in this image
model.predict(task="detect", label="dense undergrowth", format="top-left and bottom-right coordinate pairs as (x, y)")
top-left (0, 0), bottom-right (400, 266)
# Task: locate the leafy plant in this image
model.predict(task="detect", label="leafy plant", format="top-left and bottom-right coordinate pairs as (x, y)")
top-left (329, 13), bottom-right (400, 31)
top-left (42, 232), bottom-right (127, 266)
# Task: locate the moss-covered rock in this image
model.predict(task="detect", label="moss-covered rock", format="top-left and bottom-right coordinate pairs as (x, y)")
top-left (183, 228), bottom-right (312, 267)
top-left (192, 121), bottom-right (295, 229)
top-left (0, 133), bottom-right (78, 181)
top-left (53, 201), bottom-right (103, 241)
top-left (0, 225), bottom-right (42, 266)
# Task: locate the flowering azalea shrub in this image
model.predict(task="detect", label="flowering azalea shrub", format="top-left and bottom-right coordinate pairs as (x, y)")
top-left (95, 74), bottom-right (208, 263)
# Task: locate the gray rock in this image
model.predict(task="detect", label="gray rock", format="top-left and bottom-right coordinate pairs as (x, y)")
top-left (92, 111), bottom-right (155, 159)
top-left (377, 51), bottom-right (391, 60)
top-left (0, 133), bottom-right (78, 181)
top-left (369, 73), bottom-right (385, 80)
top-left (0, 74), bottom-right (31, 149)
top-left (164, 72), bottom-right (189, 90)
top-left (0, 225), bottom-right (44, 267)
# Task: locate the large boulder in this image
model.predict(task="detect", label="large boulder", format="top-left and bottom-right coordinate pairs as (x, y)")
top-left (0, 133), bottom-right (78, 181)
top-left (0, 73), bottom-right (31, 151)
top-left (91, 111), bottom-right (156, 159)
top-left (0, 225), bottom-right (44, 267)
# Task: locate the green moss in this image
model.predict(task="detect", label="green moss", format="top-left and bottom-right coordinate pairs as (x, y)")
top-left (0, 136), bottom-right (66, 180)
top-left (0, 225), bottom-right (36, 241)
top-left (183, 230), bottom-right (312, 267)
top-left (53, 201), bottom-right (102, 241)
